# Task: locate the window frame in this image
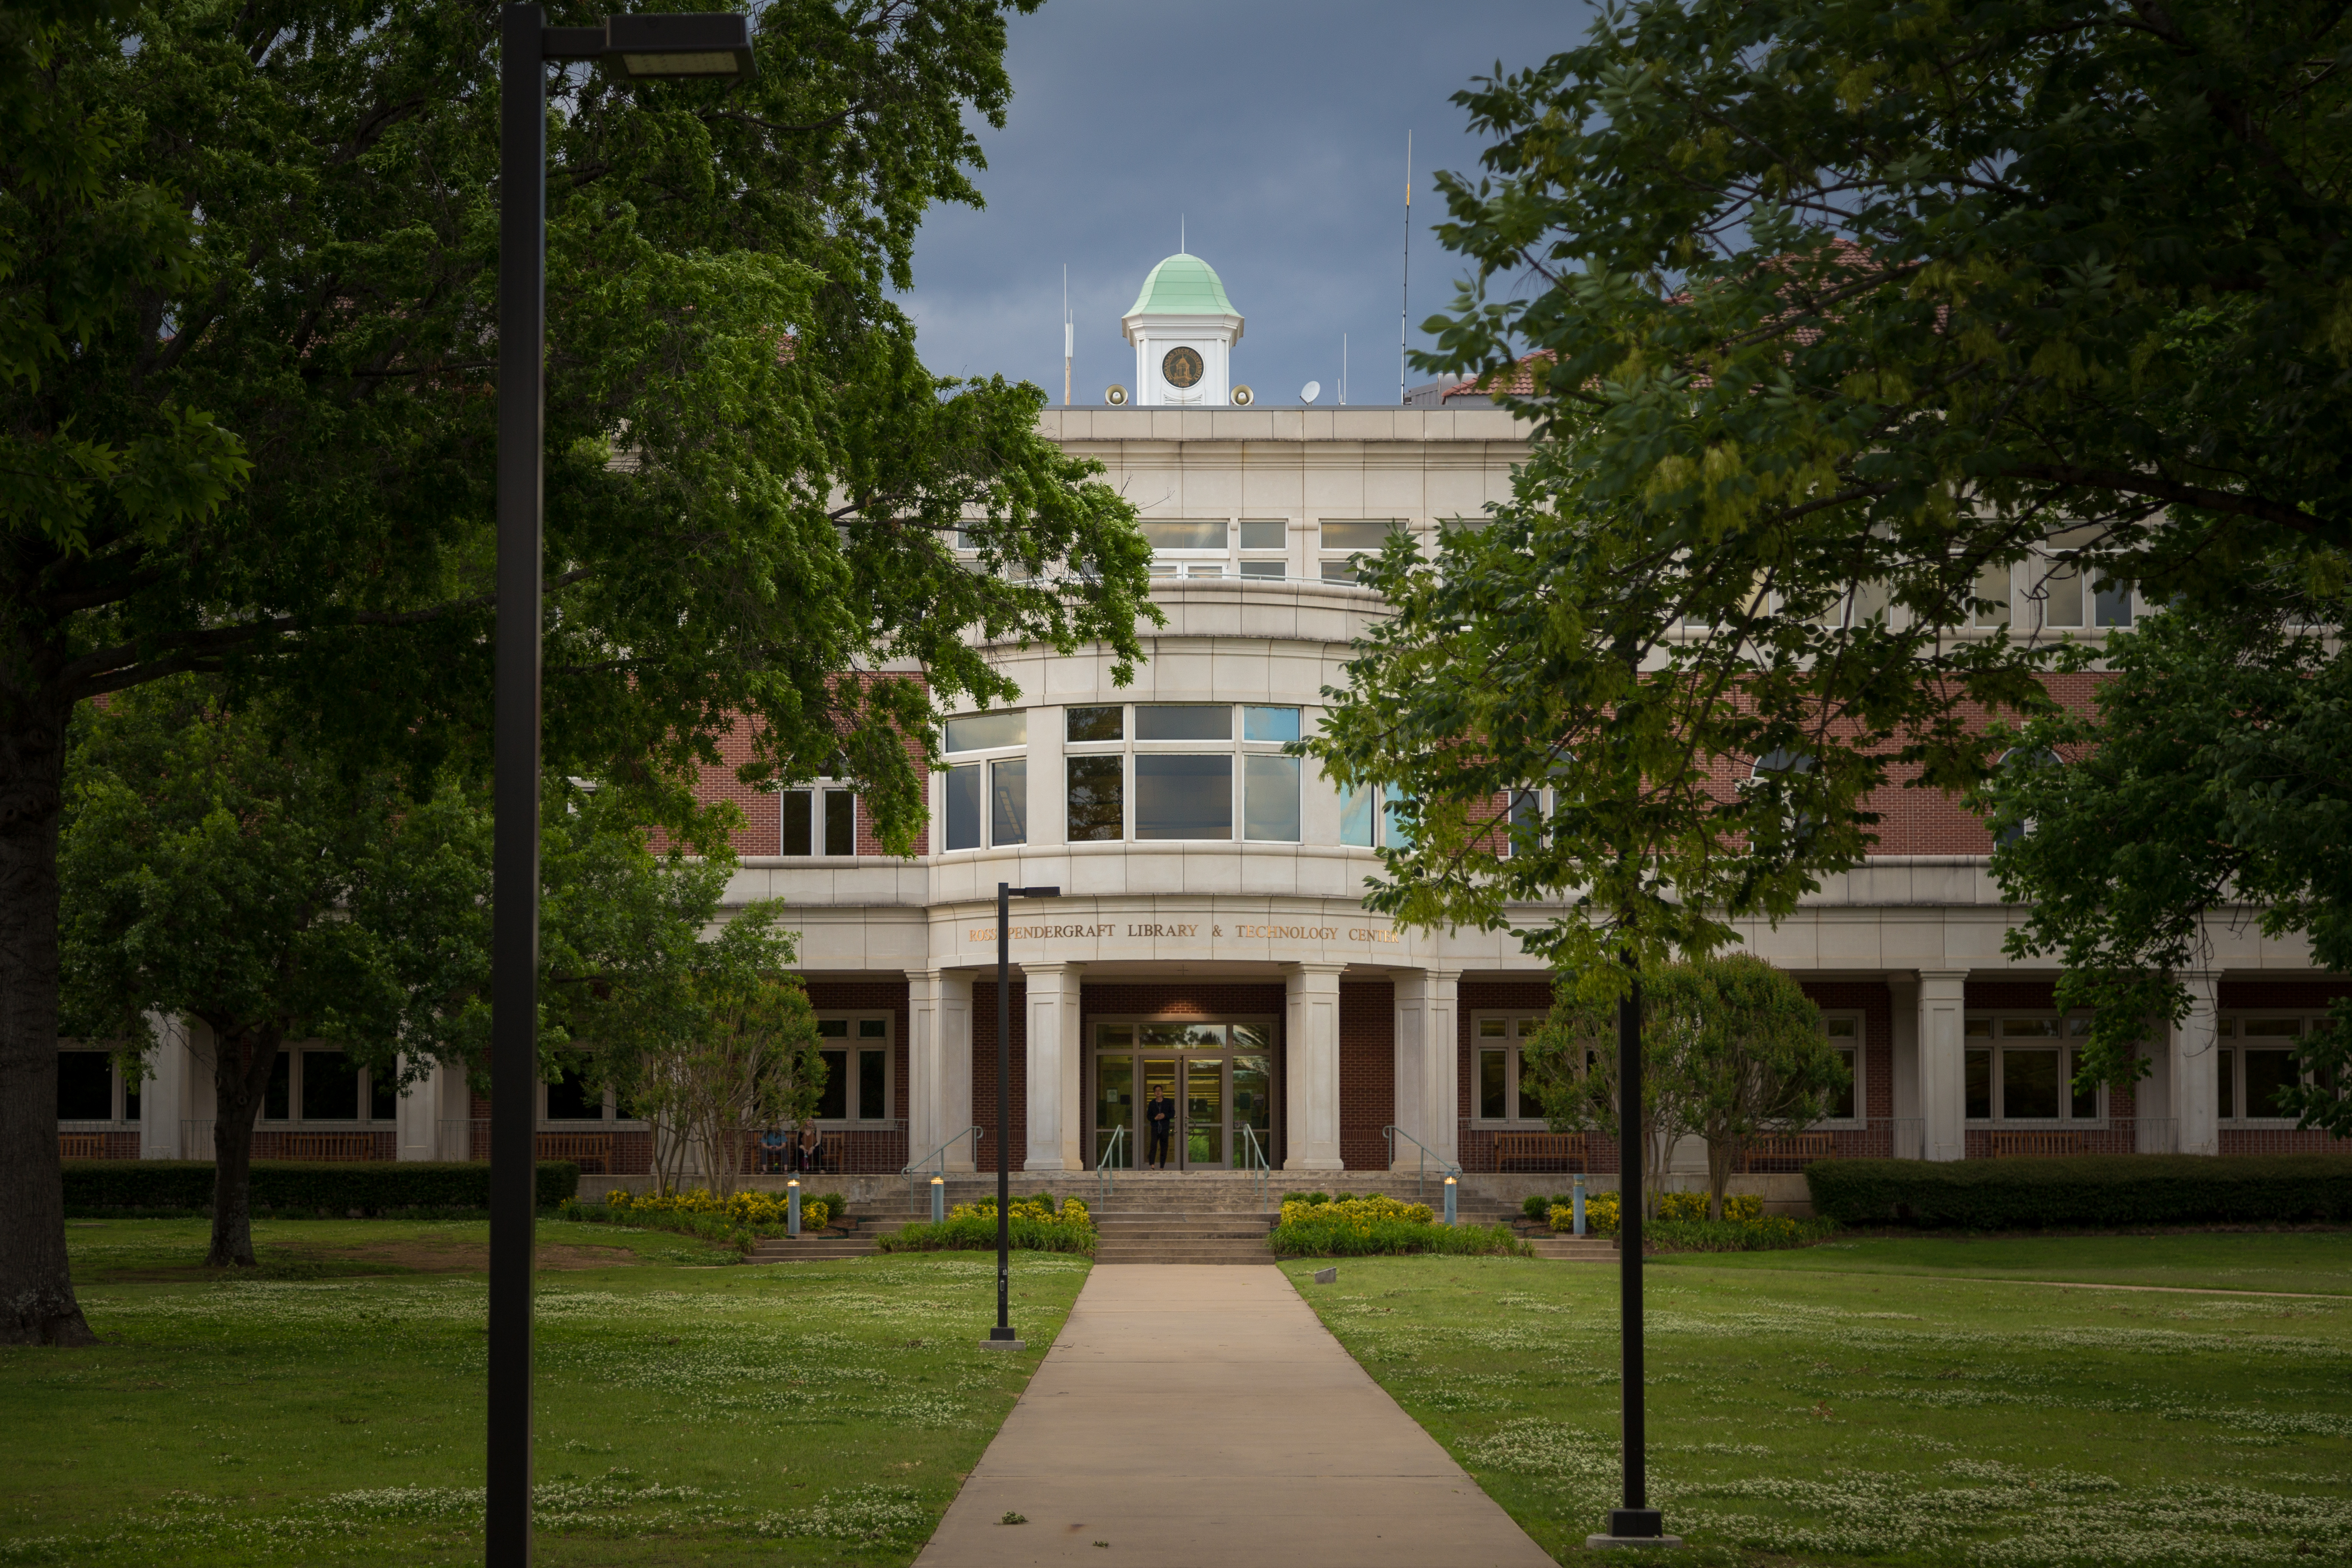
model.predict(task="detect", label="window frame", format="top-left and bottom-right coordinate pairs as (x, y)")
top-left (2216, 1015), bottom-right (2323, 1127)
top-left (1059, 704), bottom-right (1306, 845)
top-left (230, 1047), bottom-right (408, 1128)
top-left (1316, 518), bottom-right (1412, 584)
top-left (940, 710), bottom-right (1030, 853)
top-left (779, 781), bottom-right (862, 858)
top-left (1960, 1014), bottom-right (2108, 1126)
top-left (813, 1013), bottom-right (896, 1126)
top-left (54, 1046), bottom-right (141, 1128)
top-left (1468, 1012), bottom-right (1554, 1127)
top-left (1138, 517), bottom-right (1232, 579)
top-left (540, 1056), bottom-right (639, 1127)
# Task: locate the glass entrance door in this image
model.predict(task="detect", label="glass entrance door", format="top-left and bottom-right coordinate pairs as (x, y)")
top-left (1090, 1020), bottom-right (1274, 1172)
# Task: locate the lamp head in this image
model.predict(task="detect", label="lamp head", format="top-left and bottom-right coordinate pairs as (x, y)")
top-left (604, 12), bottom-right (755, 80)
top-left (1444, 1173), bottom-right (1457, 1185)
top-left (931, 1175), bottom-right (944, 1187)
top-left (786, 1177), bottom-right (799, 1188)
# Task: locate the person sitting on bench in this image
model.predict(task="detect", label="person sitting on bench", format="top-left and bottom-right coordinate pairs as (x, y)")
top-left (758, 1125), bottom-right (786, 1174)
top-left (796, 1118), bottom-right (826, 1174)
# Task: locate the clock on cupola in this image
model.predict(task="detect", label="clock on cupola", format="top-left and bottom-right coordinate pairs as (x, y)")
top-left (1121, 251), bottom-right (1244, 406)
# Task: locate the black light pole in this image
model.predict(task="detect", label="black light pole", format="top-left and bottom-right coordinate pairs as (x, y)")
top-left (489, 12), bottom-right (752, 1564)
top-left (1593, 945), bottom-right (1675, 1549)
top-left (988, 882), bottom-right (1058, 1348)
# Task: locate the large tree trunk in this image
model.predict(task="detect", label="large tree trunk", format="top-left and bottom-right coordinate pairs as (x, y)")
top-left (207, 1026), bottom-right (281, 1267)
top-left (0, 649), bottom-right (92, 1345)
top-left (1705, 1133), bottom-right (1737, 1222)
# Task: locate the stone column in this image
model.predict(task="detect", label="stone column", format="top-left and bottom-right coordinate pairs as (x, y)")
top-left (140, 1013), bottom-right (190, 1160)
top-left (2172, 971), bottom-right (2221, 1156)
top-left (1022, 962), bottom-right (1084, 1171)
top-left (1887, 973), bottom-right (1920, 1155)
top-left (395, 1054), bottom-right (438, 1161)
top-left (1390, 967), bottom-right (1461, 1169)
top-left (1284, 963), bottom-right (1347, 1171)
top-left (1917, 970), bottom-right (1969, 1161)
top-left (908, 970), bottom-right (978, 1171)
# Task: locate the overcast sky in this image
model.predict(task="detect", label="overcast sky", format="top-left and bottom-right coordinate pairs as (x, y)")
top-left (890, 0), bottom-right (1592, 407)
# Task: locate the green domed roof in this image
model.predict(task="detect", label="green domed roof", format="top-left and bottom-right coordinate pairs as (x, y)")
top-left (1125, 252), bottom-right (1238, 318)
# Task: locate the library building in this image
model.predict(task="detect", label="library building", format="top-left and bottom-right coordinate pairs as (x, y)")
top-left (66, 251), bottom-right (2351, 1200)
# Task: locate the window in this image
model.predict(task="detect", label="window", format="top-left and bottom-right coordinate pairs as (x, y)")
top-left (943, 710), bottom-right (1028, 851)
top-left (55, 1050), bottom-right (116, 1121)
top-left (2094, 578), bottom-right (2134, 628)
top-left (2028, 559), bottom-right (2083, 629)
top-left (1062, 705), bottom-right (1303, 843)
top-left (1823, 1015), bottom-right (1861, 1121)
top-left (815, 1016), bottom-right (893, 1122)
top-left (1991, 747), bottom-right (2063, 847)
top-left (1318, 519), bottom-right (1406, 583)
top-left (1141, 518), bottom-right (1229, 578)
top-left (1971, 560), bottom-right (2012, 628)
top-left (235, 1049), bottom-right (402, 1124)
top-left (1339, 781), bottom-right (1408, 849)
top-left (781, 786), bottom-right (860, 856)
top-left (301, 1050), bottom-right (362, 1120)
top-left (546, 1061), bottom-right (606, 1121)
top-left (2220, 1017), bottom-right (2318, 1122)
top-left (1471, 1014), bottom-right (1550, 1123)
top-left (1963, 1016), bottom-right (2104, 1122)
top-left (1238, 518), bottom-right (1288, 578)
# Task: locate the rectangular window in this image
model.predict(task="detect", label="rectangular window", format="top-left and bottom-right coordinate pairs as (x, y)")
top-left (816, 1050), bottom-right (849, 1120)
top-left (2003, 1048), bottom-right (2061, 1119)
top-left (781, 790), bottom-right (812, 855)
top-left (1136, 704), bottom-right (1231, 741)
top-left (369, 1069), bottom-right (397, 1121)
top-left (1240, 561), bottom-right (1287, 579)
top-left (301, 1050), bottom-right (360, 1121)
top-left (2244, 1048), bottom-right (2300, 1118)
top-left (823, 790), bottom-right (855, 855)
top-left (264, 1052), bottom-right (291, 1121)
top-left (944, 765), bottom-right (981, 851)
top-left (1381, 784), bottom-right (1411, 849)
top-left (1972, 561), bottom-right (2012, 627)
top-left (2094, 580), bottom-right (2133, 628)
top-left (1067, 755), bottom-right (1124, 841)
top-left (989, 758), bottom-right (1028, 845)
top-left (1243, 706), bottom-right (1300, 743)
top-left (2218, 1047), bottom-right (2236, 1119)
top-left (2038, 563), bottom-right (2084, 628)
top-left (1825, 1017), bottom-right (1859, 1120)
top-left (1068, 705), bottom-right (1124, 742)
top-left (1319, 560), bottom-right (1359, 584)
top-left (1320, 520), bottom-right (1398, 551)
top-left (2067, 1048), bottom-right (2098, 1120)
top-left (1242, 755), bottom-right (1301, 841)
top-left (859, 1048), bottom-right (887, 1120)
top-left (945, 710), bottom-right (1026, 753)
top-left (1964, 1047), bottom-right (1993, 1120)
top-left (1141, 519), bottom-right (1228, 552)
top-left (1339, 784), bottom-right (1374, 847)
top-left (56, 1051), bottom-right (111, 1120)
top-left (1237, 520), bottom-right (1286, 551)
top-left (1135, 754), bottom-right (1232, 839)
top-left (545, 1063), bottom-right (603, 1121)
top-left (1479, 1047), bottom-right (1507, 1120)
top-left (1507, 789), bottom-right (1542, 856)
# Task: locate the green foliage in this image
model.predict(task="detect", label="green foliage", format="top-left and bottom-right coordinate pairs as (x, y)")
top-left (1642, 1216), bottom-right (1834, 1253)
top-left (875, 1213), bottom-right (1096, 1256)
top-left (1266, 1216), bottom-right (1528, 1259)
top-left (1310, 0), bottom-right (2352, 1003)
top-left (1522, 955), bottom-right (1837, 1216)
top-left (1278, 1194), bottom-right (1435, 1227)
top-left (1520, 1193), bottom-right (1553, 1222)
top-left (60, 1161), bottom-right (577, 1214)
top-left (1806, 1155), bottom-right (2352, 1230)
top-left (1984, 609), bottom-right (2352, 1124)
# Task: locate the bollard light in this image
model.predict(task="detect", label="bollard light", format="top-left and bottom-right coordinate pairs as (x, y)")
top-left (1573, 1173), bottom-right (1586, 1237)
top-left (787, 1178), bottom-right (801, 1237)
top-left (1443, 1172), bottom-right (1458, 1227)
top-left (931, 1174), bottom-right (946, 1225)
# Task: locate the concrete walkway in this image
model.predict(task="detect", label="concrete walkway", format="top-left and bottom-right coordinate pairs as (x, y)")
top-left (914, 1265), bottom-right (1555, 1568)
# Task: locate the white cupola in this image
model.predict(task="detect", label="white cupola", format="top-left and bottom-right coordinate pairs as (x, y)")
top-left (1121, 252), bottom-right (1243, 406)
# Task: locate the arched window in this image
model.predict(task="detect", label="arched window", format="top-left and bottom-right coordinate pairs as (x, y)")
top-left (1991, 747), bottom-right (2063, 847)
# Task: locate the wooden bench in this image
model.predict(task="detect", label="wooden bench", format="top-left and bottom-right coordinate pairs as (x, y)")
top-left (536, 1131), bottom-right (615, 1173)
top-left (1743, 1133), bottom-right (1835, 1172)
top-left (1494, 1131), bottom-right (1586, 1172)
top-left (1989, 1130), bottom-right (2089, 1158)
top-left (57, 1133), bottom-right (110, 1161)
top-left (256, 1131), bottom-right (381, 1162)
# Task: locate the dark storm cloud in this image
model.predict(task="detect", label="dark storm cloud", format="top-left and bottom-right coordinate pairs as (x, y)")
top-left (891, 0), bottom-right (1590, 406)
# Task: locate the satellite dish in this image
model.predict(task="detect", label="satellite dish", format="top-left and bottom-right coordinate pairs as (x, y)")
top-left (1301, 380), bottom-right (1321, 404)
top-left (1231, 385), bottom-right (1254, 406)
top-left (1105, 384), bottom-right (1129, 406)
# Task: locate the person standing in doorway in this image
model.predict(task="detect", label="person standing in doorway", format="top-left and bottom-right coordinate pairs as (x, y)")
top-left (1145, 1082), bottom-right (1176, 1169)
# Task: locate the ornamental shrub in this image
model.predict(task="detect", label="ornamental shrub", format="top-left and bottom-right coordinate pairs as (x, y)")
top-left (61, 1160), bottom-right (577, 1214)
top-left (949, 1194), bottom-right (1091, 1231)
top-left (1658, 1190), bottom-right (1764, 1223)
top-left (606, 1186), bottom-right (828, 1231)
top-left (876, 1206), bottom-right (1096, 1255)
top-left (1550, 1192), bottom-right (1622, 1237)
top-left (1807, 1154), bottom-right (2352, 1229)
top-left (1277, 1194), bottom-right (1433, 1227)
top-left (1268, 1215), bottom-right (1527, 1258)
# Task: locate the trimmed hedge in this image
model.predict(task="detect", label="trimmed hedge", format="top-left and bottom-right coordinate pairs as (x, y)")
top-left (62, 1161), bottom-right (580, 1214)
top-left (1806, 1155), bottom-right (2352, 1230)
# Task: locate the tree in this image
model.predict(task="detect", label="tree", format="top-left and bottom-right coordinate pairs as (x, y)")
top-left (1311, 0), bottom-right (2352, 1027)
top-left (1982, 602), bottom-right (2352, 1129)
top-left (3, 0), bottom-right (1152, 1342)
top-left (60, 681), bottom-right (492, 1268)
top-left (1524, 956), bottom-right (1838, 1219)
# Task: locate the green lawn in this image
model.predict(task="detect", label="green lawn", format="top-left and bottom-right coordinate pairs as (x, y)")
top-left (1281, 1234), bottom-right (2352, 1566)
top-left (2, 1217), bottom-right (1090, 1566)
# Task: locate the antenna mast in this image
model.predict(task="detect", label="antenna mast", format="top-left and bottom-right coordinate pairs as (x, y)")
top-left (1062, 264), bottom-right (1071, 407)
top-left (1399, 130), bottom-right (1412, 404)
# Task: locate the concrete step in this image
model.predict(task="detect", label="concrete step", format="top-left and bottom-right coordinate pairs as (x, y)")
top-left (1097, 1249), bottom-right (1276, 1265)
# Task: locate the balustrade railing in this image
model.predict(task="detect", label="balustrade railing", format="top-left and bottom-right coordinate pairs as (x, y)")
top-left (1381, 1124), bottom-right (1462, 1201)
top-left (1096, 1124), bottom-right (1127, 1206)
top-left (902, 1124), bottom-right (982, 1216)
top-left (1237, 1123), bottom-right (1270, 1211)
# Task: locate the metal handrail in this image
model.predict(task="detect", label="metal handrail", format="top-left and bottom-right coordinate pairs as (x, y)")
top-left (1382, 1124), bottom-right (1462, 1202)
top-left (901, 1124), bottom-right (982, 1216)
top-left (1096, 1124), bottom-right (1127, 1205)
top-left (1238, 1123), bottom-right (1270, 1211)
